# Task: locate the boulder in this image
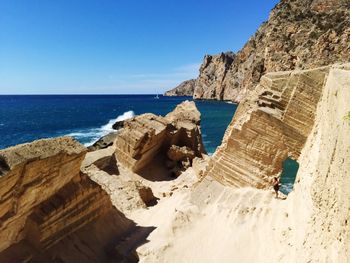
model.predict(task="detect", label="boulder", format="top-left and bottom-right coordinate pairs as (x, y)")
top-left (87, 132), bottom-right (118, 151)
top-left (137, 184), bottom-right (158, 207)
top-left (112, 119), bottom-right (128, 130)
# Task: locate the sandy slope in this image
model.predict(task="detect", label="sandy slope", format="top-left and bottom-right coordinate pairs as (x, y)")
top-left (129, 176), bottom-right (291, 263)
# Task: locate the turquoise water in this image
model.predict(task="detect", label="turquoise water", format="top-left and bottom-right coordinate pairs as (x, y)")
top-left (0, 95), bottom-right (237, 154)
top-left (280, 158), bottom-right (299, 194)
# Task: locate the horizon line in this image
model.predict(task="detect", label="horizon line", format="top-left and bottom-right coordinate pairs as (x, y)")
top-left (0, 93), bottom-right (181, 96)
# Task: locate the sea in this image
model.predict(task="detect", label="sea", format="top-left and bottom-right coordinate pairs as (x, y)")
top-left (0, 94), bottom-right (296, 193)
top-left (0, 95), bottom-right (236, 155)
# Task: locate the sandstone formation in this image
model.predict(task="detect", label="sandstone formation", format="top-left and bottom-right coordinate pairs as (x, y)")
top-left (166, 145), bottom-right (195, 162)
top-left (164, 79), bottom-right (196, 97)
top-left (193, 0), bottom-right (350, 101)
top-left (0, 65), bottom-right (348, 262)
top-left (0, 137), bottom-right (138, 262)
top-left (204, 65), bottom-right (330, 188)
top-left (132, 64), bottom-right (350, 262)
top-left (114, 101), bottom-right (205, 176)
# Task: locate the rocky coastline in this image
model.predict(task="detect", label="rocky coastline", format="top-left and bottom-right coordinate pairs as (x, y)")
top-left (165, 0), bottom-right (350, 102)
top-left (1, 0), bottom-right (350, 261)
top-left (164, 79), bottom-right (196, 97)
top-left (1, 64), bottom-right (350, 261)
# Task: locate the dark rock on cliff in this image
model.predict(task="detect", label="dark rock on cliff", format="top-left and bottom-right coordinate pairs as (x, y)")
top-left (88, 132), bottom-right (118, 151)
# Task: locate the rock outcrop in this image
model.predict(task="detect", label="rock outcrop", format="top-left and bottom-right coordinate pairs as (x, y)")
top-left (164, 79), bottom-right (196, 97)
top-left (0, 137), bottom-right (136, 262)
top-left (193, 0), bottom-right (350, 102)
top-left (114, 101), bottom-right (205, 176)
top-left (204, 65), bottom-right (331, 188)
top-left (193, 52), bottom-right (236, 100)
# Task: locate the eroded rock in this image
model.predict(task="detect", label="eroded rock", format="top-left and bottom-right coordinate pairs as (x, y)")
top-left (114, 101), bottom-right (205, 177)
top-left (167, 145), bottom-right (195, 162)
top-left (137, 184), bottom-right (158, 207)
top-left (0, 137), bottom-right (136, 262)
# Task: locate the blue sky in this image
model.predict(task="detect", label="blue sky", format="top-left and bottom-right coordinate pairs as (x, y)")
top-left (0, 0), bottom-right (279, 94)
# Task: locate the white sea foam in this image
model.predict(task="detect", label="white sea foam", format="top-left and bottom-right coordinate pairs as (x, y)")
top-left (280, 182), bottom-right (294, 194)
top-left (100, 110), bottom-right (135, 132)
top-left (65, 110), bottom-right (135, 146)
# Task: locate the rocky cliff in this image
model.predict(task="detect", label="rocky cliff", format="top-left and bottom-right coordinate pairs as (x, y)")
top-left (0, 137), bottom-right (136, 262)
top-left (193, 0), bottom-right (350, 101)
top-left (164, 79), bottom-right (196, 96)
top-left (204, 65), bottom-right (329, 188)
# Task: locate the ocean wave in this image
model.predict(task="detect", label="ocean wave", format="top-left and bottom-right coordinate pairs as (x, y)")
top-left (66, 110), bottom-right (135, 146)
top-left (100, 110), bottom-right (135, 132)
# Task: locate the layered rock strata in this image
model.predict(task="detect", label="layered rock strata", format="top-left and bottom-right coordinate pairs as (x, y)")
top-left (205, 65), bottom-right (331, 188)
top-left (193, 0), bottom-right (350, 101)
top-left (114, 101), bottom-right (205, 175)
top-left (164, 79), bottom-right (196, 96)
top-left (0, 137), bottom-right (135, 262)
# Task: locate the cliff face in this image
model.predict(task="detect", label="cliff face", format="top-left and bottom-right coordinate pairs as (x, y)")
top-left (164, 79), bottom-right (196, 96)
top-left (291, 63), bottom-right (350, 260)
top-left (0, 138), bottom-right (135, 262)
top-left (204, 65), bottom-right (329, 188)
top-left (193, 0), bottom-right (350, 101)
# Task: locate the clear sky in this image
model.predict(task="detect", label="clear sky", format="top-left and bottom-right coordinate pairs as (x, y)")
top-left (0, 0), bottom-right (279, 94)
